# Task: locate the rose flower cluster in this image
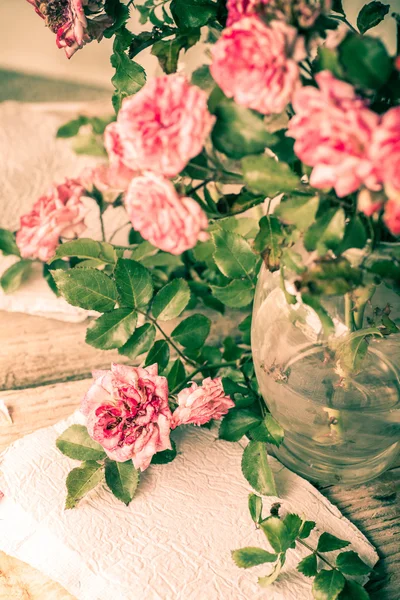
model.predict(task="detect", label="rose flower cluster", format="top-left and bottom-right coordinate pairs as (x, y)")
top-left (81, 363), bottom-right (234, 471)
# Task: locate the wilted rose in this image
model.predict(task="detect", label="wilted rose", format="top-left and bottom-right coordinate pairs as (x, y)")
top-left (171, 378), bottom-right (234, 428)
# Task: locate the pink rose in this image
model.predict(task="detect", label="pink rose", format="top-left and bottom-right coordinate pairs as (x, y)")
top-left (16, 179), bottom-right (87, 262)
top-left (384, 199), bottom-right (400, 236)
top-left (210, 18), bottom-right (304, 115)
top-left (26, 0), bottom-right (111, 58)
top-left (81, 363), bottom-right (172, 470)
top-left (125, 172), bottom-right (209, 255)
top-left (109, 75), bottom-right (215, 177)
top-left (370, 107), bottom-right (400, 199)
top-left (171, 378), bottom-right (234, 428)
top-left (288, 71), bottom-right (380, 197)
top-left (357, 189), bottom-right (384, 217)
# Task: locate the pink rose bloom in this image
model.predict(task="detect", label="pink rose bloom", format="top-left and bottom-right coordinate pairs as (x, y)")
top-left (288, 71), bottom-right (380, 197)
top-left (370, 107), bottom-right (400, 199)
top-left (26, 0), bottom-right (111, 58)
top-left (210, 18), bottom-right (304, 115)
top-left (16, 179), bottom-right (87, 262)
top-left (384, 199), bottom-right (400, 236)
top-left (81, 363), bottom-right (172, 470)
top-left (110, 75), bottom-right (215, 177)
top-left (103, 122), bottom-right (137, 189)
top-left (172, 378), bottom-right (234, 428)
top-left (125, 172), bottom-right (209, 255)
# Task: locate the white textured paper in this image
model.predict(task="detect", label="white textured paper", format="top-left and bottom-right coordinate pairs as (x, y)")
top-left (0, 102), bottom-right (130, 322)
top-left (0, 412), bottom-right (377, 600)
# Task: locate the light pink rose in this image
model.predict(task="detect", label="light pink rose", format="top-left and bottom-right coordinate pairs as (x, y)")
top-left (357, 189), bottom-right (384, 217)
top-left (210, 18), bottom-right (304, 115)
top-left (384, 199), bottom-right (400, 236)
top-left (125, 172), bottom-right (209, 255)
top-left (81, 363), bottom-right (172, 470)
top-left (171, 377), bottom-right (235, 428)
top-left (370, 107), bottom-right (400, 199)
top-left (109, 75), bottom-right (215, 177)
top-left (288, 71), bottom-right (380, 197)
top-left (26, 0), bottom-right (111, 58)
top-left (16, 179), bottom-right (87, 262)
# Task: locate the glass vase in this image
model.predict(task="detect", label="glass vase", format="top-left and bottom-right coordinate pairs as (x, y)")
top-left (252, 252), bottom-right (400, 486)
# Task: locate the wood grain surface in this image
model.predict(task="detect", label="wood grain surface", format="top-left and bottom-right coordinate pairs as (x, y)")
top-left (0, 310), bottom-right (398, 600)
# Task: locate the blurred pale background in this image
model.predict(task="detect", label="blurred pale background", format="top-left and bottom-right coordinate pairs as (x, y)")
top-left (0, 0), bottom-right (398, 99)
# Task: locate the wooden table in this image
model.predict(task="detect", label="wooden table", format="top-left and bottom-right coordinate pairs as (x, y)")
top-left (0, 309), bottom-right (399, 599)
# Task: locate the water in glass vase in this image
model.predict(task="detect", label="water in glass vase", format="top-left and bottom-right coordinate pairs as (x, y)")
top-left (252, 267), bottom-right (400, 485)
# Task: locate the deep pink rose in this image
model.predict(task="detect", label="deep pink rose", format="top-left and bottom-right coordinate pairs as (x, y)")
top-left (26, 0), bottom-right (111, 58)
top-left (125, 172), bottom-right (209, 255)
top-left (81, 363), bottom-right (172, 470)
top-left (16, 179), bottom-right (87, 262)
top-left (171, 378), bottom-right (234, 428)
top-left (210, 18), bottom-right (304, 115)
top-left (288, 71), bottom-right (380, 197)
top-left (109, 75), bottom-right (215, 177)
top-left (370, 107), bottom-right (400, 199)
top-left (384, 199), bottom-right (400, 236)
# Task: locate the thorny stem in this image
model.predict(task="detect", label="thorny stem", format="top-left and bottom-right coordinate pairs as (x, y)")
top-left (331, 14), bottom-right (358, 33)
top-left (136, 309), bottom-right (198, 368)
top-left (99, 212), bottom-right (106, 242)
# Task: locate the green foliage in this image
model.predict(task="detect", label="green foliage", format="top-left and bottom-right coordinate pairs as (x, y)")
top-left (275, 195), bottom-right (319, 232)
top-left (254, 216), bottom-right (285, 272)
top-left (250, 415), bottom-right (284, 447)
top-left (219, 409), bottom-right (261, 441)
top-left (65, 461), bottom-right (104, 509)
top-left (119, 323), bottom-right (156, 359)
top-left (105, 459), bottom-right (140, 505)
top-left (151, 441), bottom-right (178, 464)
top-left (111, 28), bottom-right (146, 112)
top-left (357, 2), bottom-right (389, 34)
top-left (52, 268), bottom-right (117, 312)
top-left (86, 309), bottom-right (138, 350)
top-left (56, 425), bottom-right (106, 461)
top-left (335, 551), bottom-right (371, 576)
top-left (312, 569), bottom-right (345, 600)
top-left (51, 239), bottom-right (117, 266)
top-left (339, 33), bottom-right (392, 89)
top-left (242, 155), bottom-right (300, 197)
top-left (0, 260), bottom-right (32, 294)
top-left (212, 228), bottom-right (257, 279)
top-left (167, 359), bottom-right (186, 391)
top-left (152, 279), bottom-right (191, 320)
top-left (171, 314), bottom-right (211, 349)
top-left (297, 553), bottom-right (318, 577)
top-left (145, 340), bottom-right (170, 372)
top-left (232, 547), bottom-right (277, 568)
top-left (241, 442), bottom-right (277, 496)
top-left (210, 279), bottom-right (254, 308)
top-left (151, 30), bottom-right (200, 74)
top-left (261, 516), bottom-right (293, 553)
top-left (114, 258), bottom-right (154, 308)
top-left (248, 493), bottom-right (263, 525)
top-left (170, 0), bottom-right (217, 29)
top-left (317, 533), bottom-right (350, 553)
top-left (0, 228), bottom-right (20, 256)
top-left (304, 208), bottom-right (345, 255)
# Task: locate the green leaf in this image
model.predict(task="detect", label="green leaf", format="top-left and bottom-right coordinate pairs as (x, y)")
top-left (151, 441), bottom-right (177, 464)
top-left (219, 409), bottom-right (261, 442)
top-left (52, 268), bottom-right (117, 312)
top-left (258, 559), bottom-right (283, 587)
top-left (242, 442), bottom-right (277, 496)
top-left (170, 0), bottom-right (217, 29)
top-left (339, 33), bottom-right (391, 89)
top-left (56, 425), bottom-right (106, 461)
top-left (304, 208), bottom-right (345, 255)
top-left (86, 309), bottom-right (137, 350)
top-left (191, 65), bottom-right (215, 92)
top-left (56, 115), bottom-right (88, 138)
top-left (211, 279), bottom-right (254, 308)
top-left (254, 215), bottom-right (284, 272)
top-left (114, 258), bottom-right (154, 308)
top-left (0, 228), bottom-right (20, 256)
top-left (171, 314), bottom-right (211, 349)
top-left (261, 517), bottom-right (291, 552)
top-left (299, 520), bottom-right (316, 539)
top-left (51, 239), bottom-right (117, 265)
top-left (242, 155), bottom-right (300, 197)
top-left (111, 32), bottom-right (146, 112)
top-left (332, 0), bottom-right (345, 15)
top-left (284, 513), bottom-right (303, 543)
top-left (0, 260), bottom-right (32, 294)
top-left (104, 0), bottom-right (130, 36)
top-left (212, 228), bottom-right (257, 279)
top-left (316, 47), bottom-right (344, 78)
top-left (145, 340), bottom-right (170, 372)
top-left (248, 493), bottom-right (263, 524)
top-left (317, 533), bottom-right (350, 553)
top-left (336, 551), bottom-right (371, 576)
top-left (250, 414), bottom-right (284, 447)
top-left (151, 31), bottom-right (200, 74)
top-left (336, 327), bottom-right (382, 374)
top-left (104, 459), bottom-right (139, 505)
top-left (167, 359), bottom-right (186, 390)
top-left (338, 580), bottom-right (370, 600)
top-left (357, 1), bottom-right (389, 34)
top-left (212, 99), bottom-right (277, 159)
top-left (232, 547), bottom-right (277, 569)
top-left (297, 553), bottom-right (318, 577)
top-left (65, 461), bottom-right (103, 509)
top-left (118, 323), bottom-right (156, 359)
top-left (152, 279), bottom-right (191, 320)
top-left (312, 569), bottom-right (346, 600)
top-left (275, 195), bottom-right (319, 232)
top-left (337, 216), bottom-right (367, 254)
